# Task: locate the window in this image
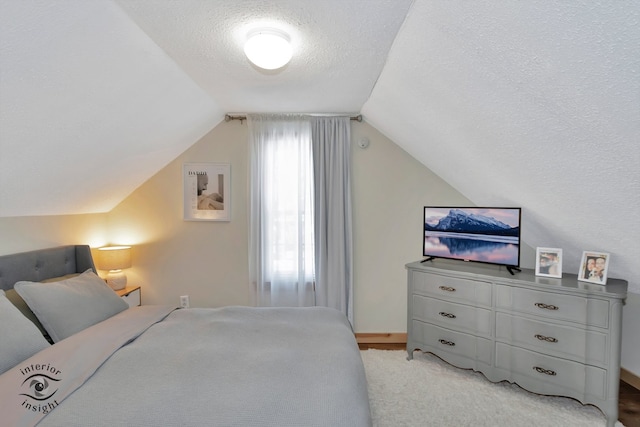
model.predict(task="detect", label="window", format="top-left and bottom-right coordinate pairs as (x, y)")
top-left (248, 115), bottom-right (315, 307)
top-left (264, 137), bottom-right (314, 281)
top-left (248, 115), bottom-right (353, 322)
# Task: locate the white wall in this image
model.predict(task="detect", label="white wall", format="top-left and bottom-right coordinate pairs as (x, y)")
top-left (622, 293), bottom-right (640, 375)
top-left (107, 119), bottom-right (250, 308)
top-left (106, 119), bottom-right (475, 332)
top-left (350, 123), bottom-right (472, 331)
top-left (0, 119), bottom-right (637, 377)
top-left (0, 214), bottom-right (108, 256)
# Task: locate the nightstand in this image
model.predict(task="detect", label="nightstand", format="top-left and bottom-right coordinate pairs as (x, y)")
top-left (116, 286), bottom-right (141, 307)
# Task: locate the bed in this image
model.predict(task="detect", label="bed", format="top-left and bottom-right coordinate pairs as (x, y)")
top-left (0, 245), bottom-right (372, 427)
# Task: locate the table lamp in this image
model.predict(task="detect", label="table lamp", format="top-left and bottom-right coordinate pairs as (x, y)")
top-left (98, 246), bottom-right (132, 290)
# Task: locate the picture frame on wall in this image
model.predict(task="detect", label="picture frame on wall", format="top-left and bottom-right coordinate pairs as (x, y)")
top-left (578, 251), bottom-right (610, 285)
top-left (183, 163), bottom-right (230, 221)
top-left (535, 247), bottom-right (563, 278)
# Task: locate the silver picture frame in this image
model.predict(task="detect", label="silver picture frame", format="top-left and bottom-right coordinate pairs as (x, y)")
top-left (578, 250), bottom-right (610, 285)
top-left (535, 247), bottom-right (563, 278)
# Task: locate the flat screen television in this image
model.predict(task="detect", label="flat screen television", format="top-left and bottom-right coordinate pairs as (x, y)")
top-left (423, 207), bottom-right (522, 273)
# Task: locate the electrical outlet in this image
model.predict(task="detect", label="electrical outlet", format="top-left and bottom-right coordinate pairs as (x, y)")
top-left (180, 295), bottom-right (190, 309)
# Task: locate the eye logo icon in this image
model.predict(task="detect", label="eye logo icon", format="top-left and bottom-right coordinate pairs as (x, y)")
top-left (18, 363), bottom-right (62, 414)
top-left (21, 374), bottom-right (60, 401)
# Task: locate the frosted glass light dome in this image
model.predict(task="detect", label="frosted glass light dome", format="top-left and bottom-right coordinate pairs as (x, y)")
top-left (244, 29), bottom-right (292, 70)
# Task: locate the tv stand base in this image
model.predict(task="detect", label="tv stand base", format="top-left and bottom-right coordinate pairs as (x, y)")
top-left (506, 265), bottom-right (521, 275)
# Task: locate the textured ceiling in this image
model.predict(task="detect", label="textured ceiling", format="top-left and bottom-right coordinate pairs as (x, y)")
top-left (0, 0), bottom-right (638, 290)
top-left (115, 0), bottom-right (412, 114)
top-left (0, 0), bottom-right (411, 217)
top-left (362, 0), bottom-right (640, 290)
top-left (0, 0), bottom-right (223, 216)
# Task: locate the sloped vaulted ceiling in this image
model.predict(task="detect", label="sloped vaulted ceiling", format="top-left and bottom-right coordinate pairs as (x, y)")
top-left (362, 0), bottom-right (640, 290)
top-left (113, 0), bottom-right (412, 114)
top-left (0, 0), bottom-right (411, 216)
top-left (0, 0), bottom-right (224, 216)
top-left (0, 1), bottom-right (638, 290)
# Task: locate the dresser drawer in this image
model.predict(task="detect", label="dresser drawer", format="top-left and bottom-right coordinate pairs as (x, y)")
top-left (406, 261), bottom-right (627, 427)
top-left (495, 285), bottom-right (609, 328)
top-left (412, 320), bottom-right (492, 365)
top-left (413, 294), bottom-right (492, 337)
top-left (495, 343), bottom-right (606, 399)
top-left (411, 271), bottom-right (492, 307)
top-left (495, 312), bottom-right (607, 365)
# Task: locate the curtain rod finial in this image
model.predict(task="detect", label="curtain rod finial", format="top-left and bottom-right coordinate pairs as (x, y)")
top-left (225, 114), bottom-right (245, 124)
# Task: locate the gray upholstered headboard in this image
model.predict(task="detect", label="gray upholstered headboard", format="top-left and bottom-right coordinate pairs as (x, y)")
top-left (0, 245), bottom-right (96, 292)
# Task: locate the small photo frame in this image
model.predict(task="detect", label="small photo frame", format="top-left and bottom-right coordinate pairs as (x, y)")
top-left (578, 251), bottom-right (610, 285)
top-left (535, 247), bottom-right (563, 278)
top-left (183, 163), bottom-right (231, 221)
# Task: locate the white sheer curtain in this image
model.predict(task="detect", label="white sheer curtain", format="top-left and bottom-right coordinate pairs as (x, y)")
top-left (247, 114), bottom-right (315, 308)
top-left (311, 116), bottom-right (354, 324)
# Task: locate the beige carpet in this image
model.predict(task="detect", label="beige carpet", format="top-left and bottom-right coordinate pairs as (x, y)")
top-left (361, 349), bottom-right (624, 427)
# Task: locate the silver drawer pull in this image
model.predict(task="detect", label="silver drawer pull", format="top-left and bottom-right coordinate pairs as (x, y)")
top-left (533, 366), bottom-right (557, 376)
top-left (439, 339), bottom-right (455, 346)
top-left (534, 302), bottom-right (558, 311)
top-left (439, 286), bottom-right (456, 292)
top-left (439, 312), bottom-right (457, 319)
top-left (534, 334), bottom-right (558, 343)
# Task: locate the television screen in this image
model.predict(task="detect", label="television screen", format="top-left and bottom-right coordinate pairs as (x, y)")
top-left (423, 207), bottom-right (521, 268)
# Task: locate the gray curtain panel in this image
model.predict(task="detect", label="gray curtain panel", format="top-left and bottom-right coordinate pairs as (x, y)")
top-left (311, 116), bottom-right (354, 324)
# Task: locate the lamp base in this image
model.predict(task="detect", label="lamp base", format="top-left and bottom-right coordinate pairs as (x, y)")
top-left (106, 270), bottom-right (127, 291)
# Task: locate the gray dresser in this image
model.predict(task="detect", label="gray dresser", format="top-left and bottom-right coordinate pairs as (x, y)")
top-left (406, 260), bottom-right (627, 427)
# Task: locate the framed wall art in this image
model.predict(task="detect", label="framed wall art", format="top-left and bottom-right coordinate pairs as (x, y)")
top-left (183, 163), bottom-right (230, 221)
top-left (578, 251), bottom-right (610, 285)
top-left (535, 247), bottom-right (563, 278)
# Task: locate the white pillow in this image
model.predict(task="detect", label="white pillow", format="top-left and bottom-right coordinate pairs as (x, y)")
top-left (0, 290), bottom-right (50, 374)
top-left (5, 273), bottom-right (81, 342)
top-left (15, 269), bottom-right (128, 342)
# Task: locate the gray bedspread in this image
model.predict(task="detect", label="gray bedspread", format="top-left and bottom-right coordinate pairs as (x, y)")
top-left (1, 306), bottom-right (372, 427)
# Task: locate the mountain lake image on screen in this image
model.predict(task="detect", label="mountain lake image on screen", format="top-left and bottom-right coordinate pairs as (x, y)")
top-left (423, 207), bottom-right (521, 268)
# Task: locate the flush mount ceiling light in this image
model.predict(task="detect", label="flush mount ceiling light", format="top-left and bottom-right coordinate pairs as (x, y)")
top-left (244, 28), bottom-right (292, 70)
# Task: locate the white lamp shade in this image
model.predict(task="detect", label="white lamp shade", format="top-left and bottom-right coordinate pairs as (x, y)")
top-left (244, 29), bottom-right (292, 70)
top-left (98, 246), bottom-right (132, 271)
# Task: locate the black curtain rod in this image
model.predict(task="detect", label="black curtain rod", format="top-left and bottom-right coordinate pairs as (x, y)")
top-left (224, 114), bottom-right (363, 123)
